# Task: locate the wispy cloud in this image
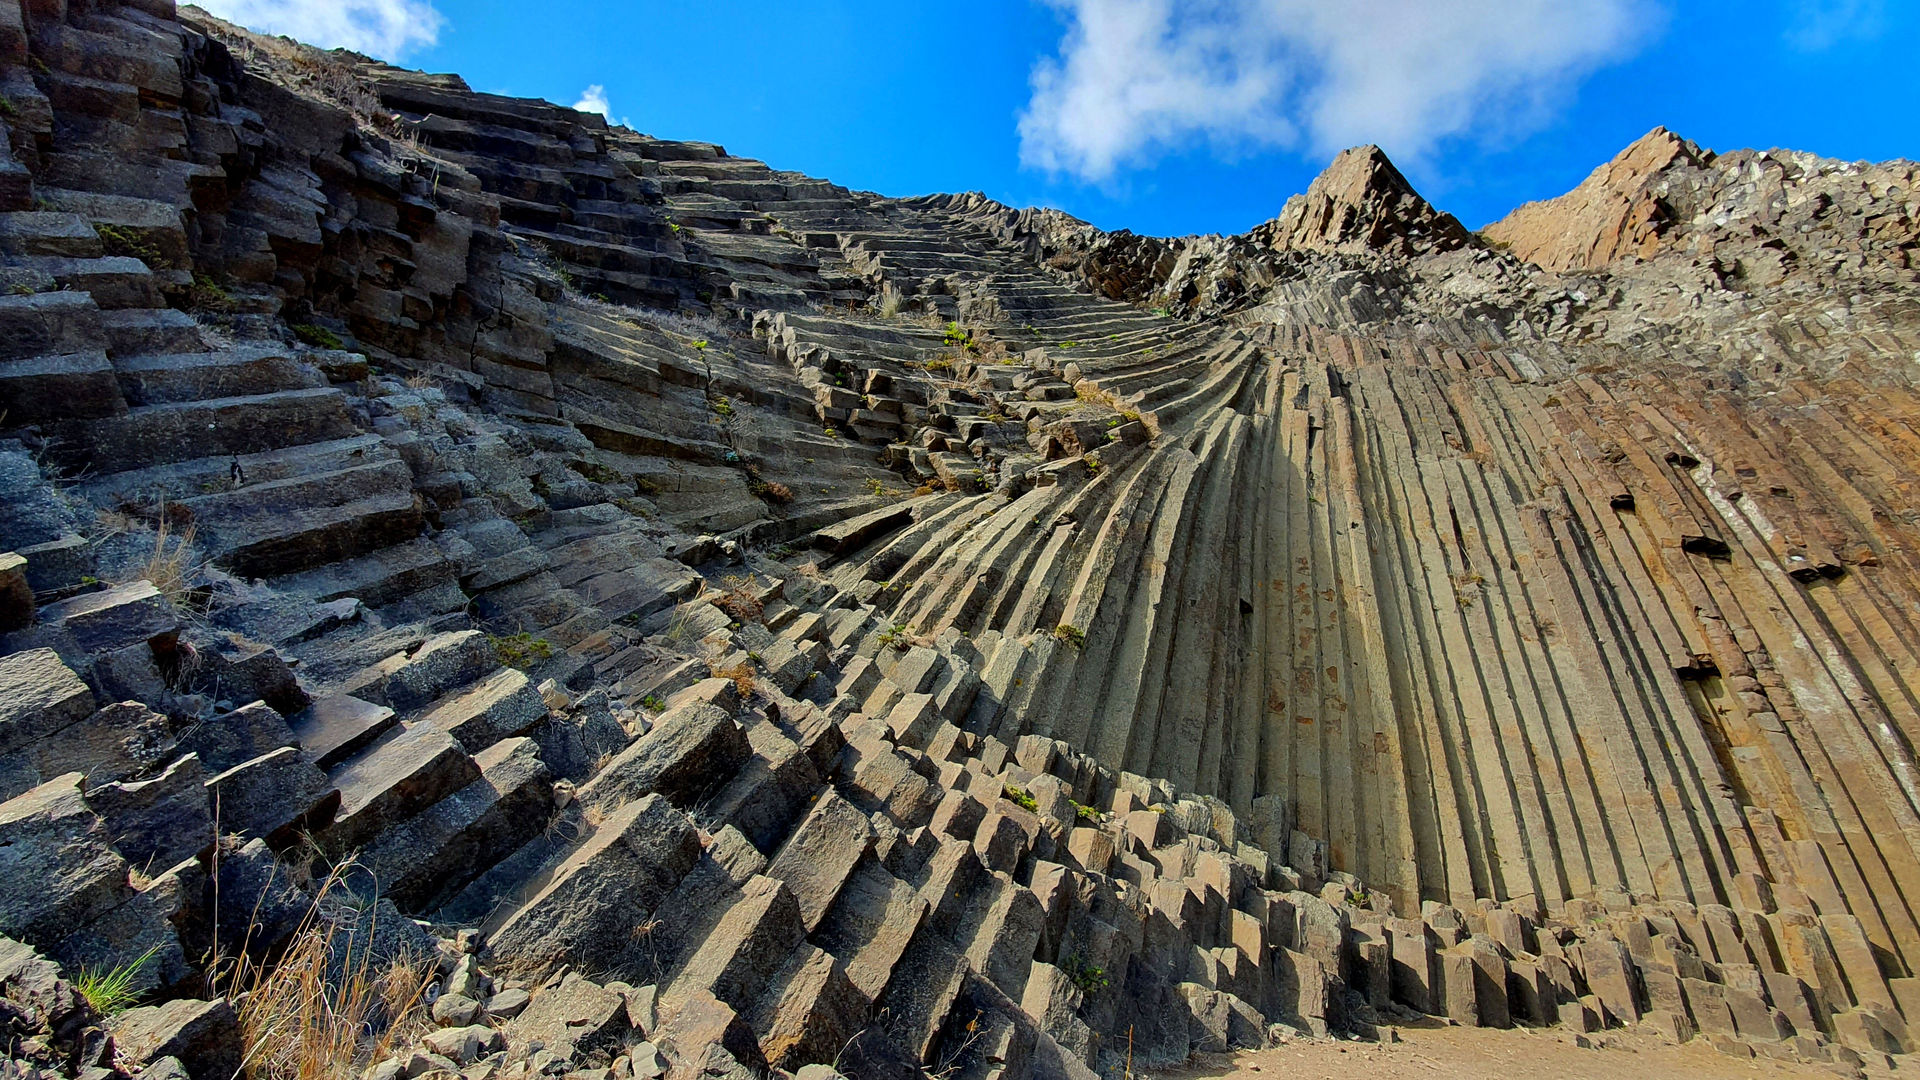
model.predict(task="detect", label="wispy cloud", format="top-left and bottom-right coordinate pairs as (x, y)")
top-left (192, 0), bottom-right (444, 60)
top-left (571, 84), bottom-right (629, 128)
top-left (1783, 0), bottom-right (1885, 50)
top-left (1019, 0), bottom-right (1660, 182)
top-left (573, 85), bottom-right (612, 119)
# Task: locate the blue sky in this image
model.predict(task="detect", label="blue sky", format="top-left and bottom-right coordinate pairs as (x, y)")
top-left (196, 1), bottom-right (1915, 237)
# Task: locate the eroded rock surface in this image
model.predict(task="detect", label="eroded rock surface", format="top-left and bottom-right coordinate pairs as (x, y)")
top-left (0, 3), bottom-right (1917, 1079)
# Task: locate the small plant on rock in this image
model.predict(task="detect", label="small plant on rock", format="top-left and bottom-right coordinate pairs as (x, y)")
top-left (96, 223), bottom-right (167, 267)
top-left (710, 660), bottom-right (756, 697)
top-left (1052, 623), bottom-right (1087, 649)
top-left (291, 323), bottom-right (345, 350)
top-left (489, 632), bottom-right (555, 668)
top-left (641, 694), bottom-right (665, 712)
top-left (73, 944), bottom-right (162, 1016)
top-left (875, 622), bottom-right (915, 651)
top-left (1003, 785), bottom-right (1039, 813)
top-left (186, 272), bottom-right (237, 312)
top-left (716, 579), bottom-right (764, 622)
top-left (751, 480), bottom-right (793, 504)
top-left (1062, 953), bottom-right (1110, 994)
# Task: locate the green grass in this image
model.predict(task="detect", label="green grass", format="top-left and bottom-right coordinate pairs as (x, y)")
top-left (96, 223), bottom-right (166, 267)
top-left (291, 323), bottom-right (345, 350)
top-left (488, 632), bottom-right (554, 669)
top-left (74, 944), bottom-right (162, 1016)
top-left (1003, 785), bottom-right (1040, 813)
top-left (1061, 953), bottom-right (1109, 994)
top-left (1053, 624), bottom-right (1087, 649)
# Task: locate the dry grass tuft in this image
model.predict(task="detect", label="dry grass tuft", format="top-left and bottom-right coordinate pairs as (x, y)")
top-left (710, 660), bottom-right (756, 698)
top-left (134, 513), bottom-right (202, 608)
top-left (715, 579), bottom-right (764, 623)
top-left (220, 866), bottom-right (432, 1080)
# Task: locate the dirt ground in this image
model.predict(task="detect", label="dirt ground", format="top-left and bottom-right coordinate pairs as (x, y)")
top-left (1150, 1019), bottom-right (1893, 1080)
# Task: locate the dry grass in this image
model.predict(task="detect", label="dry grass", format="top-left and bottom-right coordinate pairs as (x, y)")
top-left (709, 660), bottom-right (756, 698)
top-left (715, 577), bottom-right (764, 623)
top-left (219, 865), bottom-right (432, 1080)
top-left (132, 512), bottom-right (202, 608)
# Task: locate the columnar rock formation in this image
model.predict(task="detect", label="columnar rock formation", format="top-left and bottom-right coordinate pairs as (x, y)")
top-left (1, 2), bottom-right (1918, 1078)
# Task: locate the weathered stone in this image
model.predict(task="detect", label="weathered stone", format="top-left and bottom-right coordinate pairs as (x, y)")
top-left (487, 794), bottom-right (700, 976)
top-left (0, 552), bottom-right (31, 632)
top-left (107, 997), bottom-right (241, 1080)
top-left (577, 702), bottom-right (748, 811)
top-left (765, 790), bottom-right (872, 932)
top-left (0, 648), bottom-right (96, 759)
top-left (205, 745), bottom-right (335, 843)
top-left (748, 946), bottom-right (868, 1070)
top-left (653, 989), bottom-right (767, 1079)
top-left (325, 726), bottom-right (478, 852)
top-left (504, 973), bottom-right (627, 1064)
top-left (180, 700), bottom-right (297, 773)
top-left (0, 699), bottom-right (173, 801)
top-left (0, 773), bottom-right (130, 945)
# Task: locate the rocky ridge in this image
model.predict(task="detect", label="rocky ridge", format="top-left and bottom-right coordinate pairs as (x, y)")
top-left (0, 2), bottom-right (1918, 1079)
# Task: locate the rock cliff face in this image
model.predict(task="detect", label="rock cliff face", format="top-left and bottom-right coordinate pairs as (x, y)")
top-left (2, 3), bottom-right (1920, 1079)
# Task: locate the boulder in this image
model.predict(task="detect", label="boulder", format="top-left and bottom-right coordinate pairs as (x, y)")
top-left (178, 700), bottom-right (297, 773)
top-left (502, 973), bottom-right (628, 1064)
top-left (86, 753), bottom-right (212, 872)
top-left (577, 702), bottom-right (749, 811)
top-left (653, 988), bottom-right (767, 1080)
top-left (0, 773), bottom-right (130, 945)
top-left (487, 793), bottom-right (700, 976)
top-left (203, 746), bottom-right (336, 844)
top-left (107, 997), bottom-right (241, 1080)
top-left (0, 699), bottom-right (174, 802)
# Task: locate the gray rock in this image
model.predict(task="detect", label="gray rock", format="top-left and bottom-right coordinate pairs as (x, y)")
top-left (0, 647), bottom-right (96, 759)
top-left (432, 992), bottom-right (481, 1027)
top-left (0, 699), bottom-right (174, 803)
top-left (86, 754), bottom-right (212, 872)
top-left (0, 551), bottom-right (30, 633)
top-left (420, 1023), bottom-right (501, 1065)
top-left (576, 703), bottom-right (748, 812)
top-left (178, 700), bottom-right (298, 773)
top-left (502, 973), bottom-right (627, 1064)
top-left (0, 773), bottom-right (130, 945)
top-left (484, 987), bottom-right (528, 1020)
top-left (486, 794), bottom-right (700, 978)
top-left (107, 997), bottom-right (241, 1080)
top-left (203, 745), bottom-right (336, 843)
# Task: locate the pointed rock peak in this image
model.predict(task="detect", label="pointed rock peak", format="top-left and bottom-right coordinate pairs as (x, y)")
top-left (1256, 145), bottom-right (1472, 258)
top-left (1610, 126), bottom-right (1709, 178)
top-left (1481, 127), bottom-right (1710, 272)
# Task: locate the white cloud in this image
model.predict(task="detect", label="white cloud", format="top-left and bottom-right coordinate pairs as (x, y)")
top-left (1784, 0), bottom-right (1885, 50)
top-left (573, 85), bottom-right (612, 120)
top-left (570, 85), bottom-right (630, 128)
top-left (1019, 0), bottom-right (1658, 182)
top-left (192, 0), bottom-right (444, 60)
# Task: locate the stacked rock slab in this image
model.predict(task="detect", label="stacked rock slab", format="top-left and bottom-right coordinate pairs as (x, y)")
top-left (0, 1), bottom-right (1918, 1077)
